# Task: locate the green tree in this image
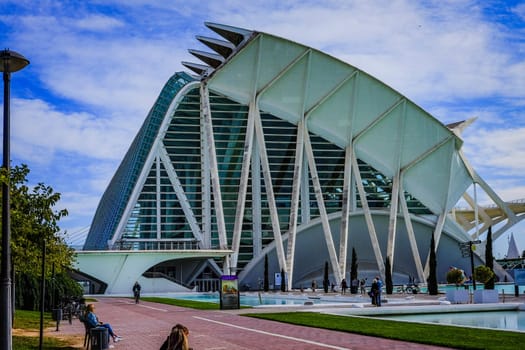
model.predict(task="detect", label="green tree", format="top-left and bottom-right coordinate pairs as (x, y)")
top-left (280, 268), bottom-right (286, 292)
top-left (474, 265), bottom-right (495, 286)
top-left (385, 257), bottom-right (393, 294)
top-left (484, 226), bottom-right (495, 289)
top-left (323, 261), bottom-right (329, 293)
top-left (2, 164), bottom-right (80, 310)
top-left (263, 254), bottom-right (269, 291)
top-left (350, 247), bottom-right (358, 293)
top-left (428, 233), bottom-right (438, 295)
top-left (446, 268), bottom-right (465, 286)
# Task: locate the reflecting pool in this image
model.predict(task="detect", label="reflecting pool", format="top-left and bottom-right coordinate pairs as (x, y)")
top-left (164, 292), bottom-right (363, 306)
top-left (364, 311), bottom-right (525, 332)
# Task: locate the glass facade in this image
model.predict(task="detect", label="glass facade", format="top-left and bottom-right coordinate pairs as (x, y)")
top-left (85, 75), bottom-right (431, 274)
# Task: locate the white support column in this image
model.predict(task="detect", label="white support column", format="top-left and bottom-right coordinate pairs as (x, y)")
top-left (474, 183), bottom-right (479, 240)
top-left (285, 120), bottom-right (305, 291)
top-left (351, 150), bottom-right (385, 278)
top-left (424, 212), bottom-right (447, 275)
top-left (253, 108), bottom-right (287, 273)
top-left (386, 170), bottom-right (400, 273)
top-left (252, 140), bottom-right (262, 256)
top-left (301, 154), bottom-right (310, 224)
top-left (398, 180), bottom-right (425, 282)
top-left (156, 155), bottom-right (162, 241)
top-left (200, 82), bottom-right (229, 273)
top-left (304, 131), bottom-right (342, 284)
top-left (159, 145), bottom-right (203, 244)
top-left (201, 102), bottom-right (211, 249)
top-left (462, 192), bottom-right (492, 233)
top-left (386, 100), bottom-right (405, 275)
top-left (231, 100), bottom-right (256, 269)
top-left (338, 145), bottom-right (353, 281)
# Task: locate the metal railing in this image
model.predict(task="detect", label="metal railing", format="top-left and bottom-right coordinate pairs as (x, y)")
top-left (110, 239), bottom-right (200, 251)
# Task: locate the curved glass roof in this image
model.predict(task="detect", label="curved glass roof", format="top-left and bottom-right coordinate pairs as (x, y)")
top-left (84, 72), bottom-right (195, 250)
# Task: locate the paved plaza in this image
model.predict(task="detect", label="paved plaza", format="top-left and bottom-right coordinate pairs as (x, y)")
top-left (47, 293), bottom-right (500, 350)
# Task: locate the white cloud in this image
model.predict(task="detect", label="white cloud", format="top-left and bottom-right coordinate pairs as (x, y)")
top-left (513, 2), bottom-right (525, 20)
top-left (197, 0), bottom-right (523, 105)
top-left (72, 14), bottom-right (125, 31)
top-left (12, 98), bottom-right (133, 162)
top-left (463, 126), bottom-right (525, 176)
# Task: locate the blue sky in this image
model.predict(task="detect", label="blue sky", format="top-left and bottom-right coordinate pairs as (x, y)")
top-left (0, 0), bottom-right (524, 258)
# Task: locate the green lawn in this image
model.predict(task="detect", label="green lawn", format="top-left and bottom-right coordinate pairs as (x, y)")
top-left (13, 310), bottom-right (78, 350)
top-left (141, 296), bottom-right (221, 310)
top-left (247, 312), bottom-right (525, 350)
top-left (143, 296), bottom-right (525, 349)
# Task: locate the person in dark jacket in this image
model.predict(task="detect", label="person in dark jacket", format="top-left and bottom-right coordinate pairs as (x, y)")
top-left (132, 281), bottom-right (142, 304)
top-left (340, 279), bottom-right (348, 294)
top-left (370, 278), bottom-right (380, 306)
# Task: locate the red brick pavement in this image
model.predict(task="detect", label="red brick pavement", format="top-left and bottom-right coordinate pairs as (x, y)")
top-left (54, 296), bottom-right (455, 349)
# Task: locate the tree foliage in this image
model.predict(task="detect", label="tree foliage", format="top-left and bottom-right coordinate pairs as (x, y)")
top-left (1, 164), bottom-right (81, 310)
top-left (484, 226), bottom-right (495, 289)
top-left (280, 268), bottom-right (286, 292)
top-left (350, 247), bottom-right (358, 293)
top-left (323, 261), bottom-right (329, 293)
top-left (428, 233), bottom-right (438, 295)
top-left (446, 268), bottom-right (466, 285)
top-left (263, 254), bottom-right (269, 292)
top-left (474, 265), bottom-right (495, 285)
top-left (385, 257), bottom-right (393, 294)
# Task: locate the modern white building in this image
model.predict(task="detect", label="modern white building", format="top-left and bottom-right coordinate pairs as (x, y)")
top-left (76, 23), bottom-right (524, 294)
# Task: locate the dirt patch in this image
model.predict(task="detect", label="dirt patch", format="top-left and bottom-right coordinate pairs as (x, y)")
top-left (13, 327), bottom-right (85, 348)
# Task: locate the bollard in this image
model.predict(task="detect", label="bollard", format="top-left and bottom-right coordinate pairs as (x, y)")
top-left (90, 327), bottom-right (109, 350)
top-left (52, 309), bottom-right (62, 331)
top-left (51, 309), bottom-right (62, 332)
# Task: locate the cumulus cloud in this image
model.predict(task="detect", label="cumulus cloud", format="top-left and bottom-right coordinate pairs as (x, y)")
top-left (12, 98), bottom-right (133, 162)
top-left (72, 14), bottom-right (125, 31)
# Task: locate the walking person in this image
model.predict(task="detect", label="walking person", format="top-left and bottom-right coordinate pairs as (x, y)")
top-left (133, 281), bottom-right (142, 304)
top-left (376, 275), bottom-right (383, 306)
top-left (370, 278), bottom-right (380, 306)
top-left (340, 278), bottom-right (348, 294)
top-left (359, 278), bottom-right (366, 294)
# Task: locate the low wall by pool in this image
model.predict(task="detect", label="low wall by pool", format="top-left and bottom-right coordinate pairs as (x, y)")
top-left (316, 303), bottom-right (525, 332)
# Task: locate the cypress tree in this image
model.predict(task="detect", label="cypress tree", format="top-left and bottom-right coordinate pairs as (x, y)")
top-left (263, 255), bottom-right (269, 291)
top-left (428, 233), bottom-right (438, 295)
top-left (280, 268), bottom-right (286, 292)
top-left (484, 226), bottom-right (495, 289)
top-left (350, 247), bottom-right (358, 293)
top-left (385, 257), bottom-right (393, 294)
top-left (323, 261), bottom-right (329, 293)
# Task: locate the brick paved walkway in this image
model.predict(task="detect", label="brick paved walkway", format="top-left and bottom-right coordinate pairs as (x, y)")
top-left (54, 296), bottom-right (458, 349)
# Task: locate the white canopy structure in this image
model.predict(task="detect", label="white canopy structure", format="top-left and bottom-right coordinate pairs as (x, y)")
top-left (80, 23), bottom-right (523, 293)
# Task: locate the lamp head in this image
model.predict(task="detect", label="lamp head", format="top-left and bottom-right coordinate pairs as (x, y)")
top-left (0, 49), bottom-right (30, 73)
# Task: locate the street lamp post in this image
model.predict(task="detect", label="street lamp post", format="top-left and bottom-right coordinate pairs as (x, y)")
top-left (1, 49), bottom-right (29, 350)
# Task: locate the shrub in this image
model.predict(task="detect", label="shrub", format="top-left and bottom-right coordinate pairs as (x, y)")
top-left (446, 268), bottom-right (465, 285)
top-left (474, 265), bottom-right (495, 285)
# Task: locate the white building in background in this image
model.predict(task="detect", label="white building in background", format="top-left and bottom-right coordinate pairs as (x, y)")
top-left (506, 233), bottom-right (521, 259)
top-left (76, 23), bottom-right (524, 294)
